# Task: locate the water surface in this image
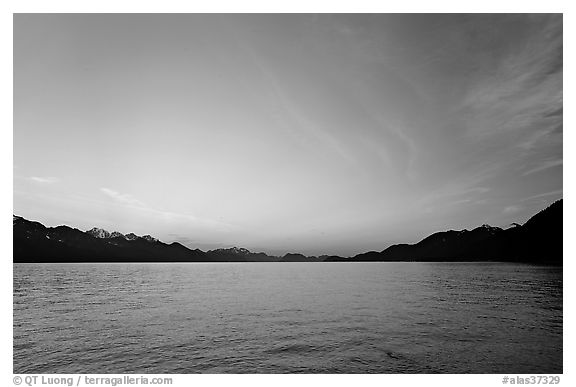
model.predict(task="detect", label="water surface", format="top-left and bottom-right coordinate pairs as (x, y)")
top-left (13, 262), bottom-right (562, 373)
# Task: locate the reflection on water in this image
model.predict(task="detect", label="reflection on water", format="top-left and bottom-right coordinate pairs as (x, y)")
top-left (13, 262), bottom-right (562, 373)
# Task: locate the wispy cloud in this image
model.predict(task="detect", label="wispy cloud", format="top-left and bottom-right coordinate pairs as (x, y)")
top-left (99, 187), bottom-right (235, 231)
top-left (522, 159), bottom-right (563, 176)
top-left (29, 176), bottom-right (59, 184)
top-left (240, 42), bottom-right (360, 166)
top-left (417, 178), bottom-right (491, 207)
top-left (460, 17), bottom-right (562, 135)
top-left (520, 189), bottom-right (563, 202)
top-left (100, 188), bottom-right (146, 208)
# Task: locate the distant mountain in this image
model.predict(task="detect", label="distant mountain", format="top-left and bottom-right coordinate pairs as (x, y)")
top-left (86, 227), bottom-right (111, 239)
top-left (206, 247), bottom-right (279, 262)
top-left (110, 231), bottom-right (125, 239)
top-left (475, 199), bottom-right (563, 264)
top-left (13, 217), bottom-right (207, 263)
top-left (125, 233), bottom-right (138, 241)
top-left (13, 199), bottom-right (562, 264)
top-left (334, 200), bottom-right (562, 265)
top-left (280, 253), bottom-right (322, 262)
top-left (351, 224), bottom-right (503, 262)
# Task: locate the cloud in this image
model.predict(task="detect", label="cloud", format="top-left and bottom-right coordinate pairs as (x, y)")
top-left (417, 179), bottom-right (491, 207)
top-left (265, 70), bottom-right (358, 165)
top-left (100, 188), bottom-right (146, 208)
top-left (522, 159), bottom-right (563, 176)
top-left (29, 176), bottom-right (59, 184)
top-left (99, 187), bottom-right (235, 231)
top-left (453, 15), bottom-right (561, 144)
top-left (520, 189), bottom-right (563, 202)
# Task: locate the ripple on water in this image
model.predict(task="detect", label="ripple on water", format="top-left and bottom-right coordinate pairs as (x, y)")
top-left (13, 262), bottom-right (562, 374)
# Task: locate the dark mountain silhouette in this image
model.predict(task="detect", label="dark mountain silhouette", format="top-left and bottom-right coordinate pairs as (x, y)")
top-left (280, 253), bottom-right (322, 262)
top-left (13, 199), bottom-right (562, 264)
top-left (472, 199), bottom-right (563, 264)
top-left (350, 224), bottom-right (503, 262)
top-left (206, 247), bottom-right (280, 262)
top-left (13, 216), bottom-right (207, 263)
top-left (332, 199), bottom-right (562, 265)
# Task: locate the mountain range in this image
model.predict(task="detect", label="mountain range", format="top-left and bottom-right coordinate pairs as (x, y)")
top-left (13, 199), bottom-right (562, 265)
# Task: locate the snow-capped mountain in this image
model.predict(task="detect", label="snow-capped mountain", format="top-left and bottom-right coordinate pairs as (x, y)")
top-left (86, 227), bottom-right (111, 239)
top-left (14, 216), bottom-right (207, 263)
top-left (86, 228), bottom-right (158, 242)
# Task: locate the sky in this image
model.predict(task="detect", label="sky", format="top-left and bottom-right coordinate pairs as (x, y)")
top-left (13, 14), bottom-right (563, 256)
